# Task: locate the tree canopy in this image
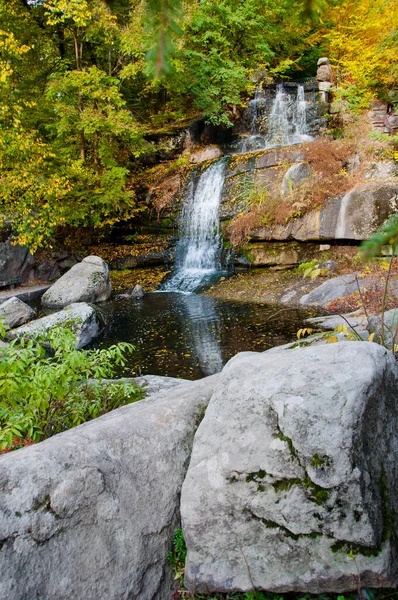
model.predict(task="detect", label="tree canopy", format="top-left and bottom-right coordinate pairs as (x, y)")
top-left (0, 0), bottom-right (396, 249)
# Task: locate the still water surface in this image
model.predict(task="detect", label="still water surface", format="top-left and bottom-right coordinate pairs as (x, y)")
top-left (91, 292), bottom-right (318, 380)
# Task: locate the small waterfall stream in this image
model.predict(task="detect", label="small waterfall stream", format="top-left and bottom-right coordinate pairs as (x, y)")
top-left (160, 158), bottom-right (228, 293)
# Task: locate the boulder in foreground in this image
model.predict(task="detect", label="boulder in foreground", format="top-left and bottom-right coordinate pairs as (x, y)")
top-left (42, 256), bottom-right (112, 308)
top-left (0, 375), bottom-right (218, 600)
top-left (182, 342), bottom-right (398, 594)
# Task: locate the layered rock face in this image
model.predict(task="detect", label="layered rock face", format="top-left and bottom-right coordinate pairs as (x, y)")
top-left (182, 343), bottom-right (398, 594)
top-left (42, 256), bottom-right (112, 308)
top-left (0, 376), bottom-right (218, 600)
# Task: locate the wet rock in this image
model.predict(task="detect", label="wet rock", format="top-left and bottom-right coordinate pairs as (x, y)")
top-left (130, 284), bottom-right (145, 299)
top-left (190, 145), bottom-right (224, 164)
top-left (42, 256), bottom-right (112, 308)
top-left (0, 297), bottom-right (36, 329)
top-left (6, 302), bottom-right (102, 349)
top-left (182, 343), bottom-right (398, 594)
top-left (0, 375), bottom-right (219, 600)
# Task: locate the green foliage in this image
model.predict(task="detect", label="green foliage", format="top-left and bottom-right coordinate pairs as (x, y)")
top-left (0, 325), bottom-right (143, 450)
top-left (296, 260), bottom-right (322, 279)
top-left (361, 215), bottom-right (398, 258)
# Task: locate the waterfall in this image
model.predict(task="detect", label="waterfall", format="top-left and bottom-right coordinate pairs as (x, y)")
top-left (160, 158), bottom-right (227, 293)
top-left (293, 85), bottom-right (307, 138)
top-left (266, 84), bottom-right (292, 147)
top-left (335, 189), bottom-right (353, 239)
top-left (231, 83), bottom-right (313, 154)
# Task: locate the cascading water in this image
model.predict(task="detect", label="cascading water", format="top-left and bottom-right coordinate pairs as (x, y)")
top-left (266, 83), bottom-right (312, 147)
top-left (160, 158), bottom-right (228, 293)
top-left (232, 83), bottom-right (312, 154)
top-left (293, 84), bottom-right (308, 138)
top-left (265, 84), bottom-right (292, 147)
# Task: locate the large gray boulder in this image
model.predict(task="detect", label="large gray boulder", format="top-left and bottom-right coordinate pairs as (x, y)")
top-left (6, 302), bottom-right (101, 349)
top-left (181, 343), bottom-right (398, 594)
top-left (0, 375), bottom-right (218, 600)
top-left (42, 256), bottom-right (112, 308)
top-left (0, 296), bottom-right (35, 329)
top-left (300, 272), bottom-right (372, 306)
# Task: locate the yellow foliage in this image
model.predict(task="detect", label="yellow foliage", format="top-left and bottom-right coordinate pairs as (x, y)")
top-left (325, 0), bottom-right (398, 105)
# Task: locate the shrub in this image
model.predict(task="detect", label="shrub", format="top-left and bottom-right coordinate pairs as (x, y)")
top-left (0, 324), bottom-right (143, 451)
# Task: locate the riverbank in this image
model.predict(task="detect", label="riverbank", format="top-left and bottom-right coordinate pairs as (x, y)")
top-left (204, 246), bottom-right (398, 314)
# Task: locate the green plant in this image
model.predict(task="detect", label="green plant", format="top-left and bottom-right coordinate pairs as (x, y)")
top-left (168, 528), bottom-right (187, 584)
top-left (296, 260), bottom-right (322, 279)
top-left (0, 325), bottom-right (143, 450)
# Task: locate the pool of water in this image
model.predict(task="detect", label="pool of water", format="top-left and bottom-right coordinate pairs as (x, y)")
top-left (90, 292), bottom-right (320, 380)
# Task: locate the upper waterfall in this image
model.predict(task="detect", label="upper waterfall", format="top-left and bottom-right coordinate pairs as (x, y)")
top-left (160, 158), bottom-right (228, 293)
top-left (232, 83), bottom-right (313, 154)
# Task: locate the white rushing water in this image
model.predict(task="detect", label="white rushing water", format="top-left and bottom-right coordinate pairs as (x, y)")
top-left (236, 83), bottom-right (312, 154)
top-left (161, 159), bottom-right (227, 293)
top-left (293, 84), bottom-right (308, 138)
top-left (266, 83), bottom-right (312, 147)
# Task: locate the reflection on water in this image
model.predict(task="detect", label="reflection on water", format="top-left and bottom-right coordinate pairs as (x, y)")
top-left (92, 292), bottom-right (318, 380)
top-left (177, 294), bottom-right (223, 375)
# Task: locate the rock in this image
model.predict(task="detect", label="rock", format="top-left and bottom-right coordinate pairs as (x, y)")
top-left (300, 272), bottom-right (365, 306)
top-left (0, 283), bottom-right (50, 306)
top-left (181, 343), bottom-right (398, 594)
top-left (335, 182), bottom-right (398, 240)
top-left (35, 259), bottom-right (62, 282)
top-left (130, 284), bottom-right (145, 299)
top-left (42, 256), bottom-right (112, 308)
top-left (318, 81), bottom-right (333, 92)
top-left (306, 309), bottom-right (367, 335)
top-left (368, 309), bottom-right (398, 351)
top-left (365, 161), bottom-right (398, 180)
top-left (316, 64), bottom-right (332, 82)
top-left (319, 259), bottom-right (338, 274)
top-left (111, 248), bottom-right (174, 270)
top-left (317, 57), bottom-right (330, 66)
top-left (239, 242), bottom-right (319, 268)
top-left (280, 163), bottom-right (311, 196)
top-left (6, 302), bottom-right (102, 349)
top-left (244, 182), bottom-right (398, 243)
top-left (0, 241), bottom-right (35, 286)
top-left (134, 374), bottom-right (189, 394)
top-left (190, 145), bottom-right (224, 164)
top-left (95, 375), bottom-right (190, 396)
top-left (0, 297), bottom-right (36, 329)
top-left (0, 375), bottom-right (219, 600)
